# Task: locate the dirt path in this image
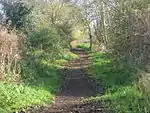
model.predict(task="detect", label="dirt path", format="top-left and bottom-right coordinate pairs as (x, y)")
top-left (24, 49), bottom-right (105, 113)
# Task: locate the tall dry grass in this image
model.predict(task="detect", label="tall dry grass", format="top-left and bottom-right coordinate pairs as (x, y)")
top-left (0, 26), bottom-right (25, 81)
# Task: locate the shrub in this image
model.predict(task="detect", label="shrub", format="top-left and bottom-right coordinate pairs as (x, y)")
top-left (29, 27), bottom-right (63, 59)
top-left (106, 0), bottom-right (150, 66)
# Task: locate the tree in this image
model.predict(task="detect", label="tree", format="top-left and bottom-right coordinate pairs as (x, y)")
top-left (0, 0), bottom-right (32, 31)
top-left (32, 1), bottom-right (84, 48)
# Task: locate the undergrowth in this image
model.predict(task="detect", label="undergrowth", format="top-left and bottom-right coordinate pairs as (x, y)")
top-left (76, 43), bottom-right (90, 51)
top-left (88, 52), bottom-right (150, 113)
top-left (0, 50), bottom-right (76, 113)
top-left (59, 52), bottom-right (79, 61)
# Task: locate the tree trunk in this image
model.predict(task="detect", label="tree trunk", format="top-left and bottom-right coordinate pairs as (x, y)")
top-left (88, 27), bottom-right (92, 50)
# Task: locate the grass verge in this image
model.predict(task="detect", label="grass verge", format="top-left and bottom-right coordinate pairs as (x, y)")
top-left (0, 50), bottom-right (76, 112)
top-left (88, 52), bottom-right (150, 113)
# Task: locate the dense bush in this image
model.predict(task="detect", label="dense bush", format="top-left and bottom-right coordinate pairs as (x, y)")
top-left (104, 0), bottom-right (150, 66)
top-left (29, 27), bottom-right (63, 59)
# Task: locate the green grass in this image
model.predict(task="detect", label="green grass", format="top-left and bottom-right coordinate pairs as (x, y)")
top-left (0, 50), bottom-right (71, 112)
top-left (76, 43), bottom-right (91, 51)
top-left (88, 52), bottom-right (150, 113)
top-left (0, 82), bottom-right (54, 113)
top-left (59, 52), bottom-right (79, 61)
top-left (0, 63), bottom-right (60, 113)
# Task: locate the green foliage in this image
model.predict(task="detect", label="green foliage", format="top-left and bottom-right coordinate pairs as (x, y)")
top-left (29, 2), bottom-right (83, 48)
top-left (86, 0), bottom-right (150, 112)
top-left (55, 23), bottom-right (73, 48)
top-left (0, 82), bottom-right (54, 113)
top-left (29, 27), bottom-right (63, 58)
top-left (59, 52), bottom-right (79, 61)
top-left (89, 52), bottom-right (150, 113)
top-left (0, 50), bottom-right (62, 112)
top-left (1, 0), bottom-right (32, 30)
top-left (72, 27), bottom-right (86, 40)
top-left (102, 0), bottom-right (150, 66)
top-left (0, 52), bottom-right (61, 112)
top-left (0, 0), bottom-right (85, 112)
top-left (0, 45), bottom-right (62, 112)
top-left (0, 27), bottom-right (63, 112)
top-left (76, 43), bottom-right (90, 51)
